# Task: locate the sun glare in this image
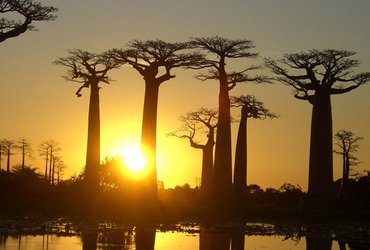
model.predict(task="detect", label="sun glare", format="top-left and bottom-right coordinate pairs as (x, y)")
top-left (120, 145), bottom-right (147, 175)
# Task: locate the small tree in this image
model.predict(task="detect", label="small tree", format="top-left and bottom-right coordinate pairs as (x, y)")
top-left (1, 139), bottom-right (16, 172)
top-left (265, 49), bottom-right (370, 204)
top-left (54, 49), bottom-right (121, 190)
top-left (168, 108), bottom-right (218, 197)
top-left (0, 0), bottom-right (57, 43)
top-left (334, 130), bottom-right (363, 202)
top-left (17, 138), bottom-right (32, 171)
top-left (38, 139), bottom-right (60, 183)
top-left (191, 36), bottom-right (267, 200)
top-left (230, 95), bottom-right (277, 198)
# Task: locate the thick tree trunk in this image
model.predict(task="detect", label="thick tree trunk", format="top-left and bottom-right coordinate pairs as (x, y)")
top-left (141, 80), bottom-right (160, 201)
top-left (84, 83), bottom-right (101, 190)
top-left (201, 144), bottom-right (214, 197)
top-left (308, 90), bottom-right (334, 205)
top-left (212, 75), bottom-right (233, 200)
top-left (233, 107), bottom-right (247, 198)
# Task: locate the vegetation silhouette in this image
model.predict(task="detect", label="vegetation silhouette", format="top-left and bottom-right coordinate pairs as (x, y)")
top-left (0, 0), bottom-right (57, 43)
top-left (230, 95), bottom-right (277, 200)
top-left (169, 108), bottom-right (218, 198)
top-left (0, 139), bottom-right (16, 172)
top-left (191, 36), bottom-right (268, 202)
top-left (265, 49), bottom-right (370, 207)
top-left (110, 40), bottom-right (203, 202)
top-left (16, 138), bottom-right (33, 171)
top-left (334, 130), bottom-right (363, 208)
top-left (38, 139), bottom-right (61, 184)
top-left (54, 50), bottom-right (121, 191)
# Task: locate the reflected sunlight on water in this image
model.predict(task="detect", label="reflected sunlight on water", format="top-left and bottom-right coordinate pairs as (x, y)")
top-left (0, 232), bottom-right (347, 250)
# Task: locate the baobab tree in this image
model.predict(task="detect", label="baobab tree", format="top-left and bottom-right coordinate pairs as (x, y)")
top-left (191, 36), bottom-right (266, 200)
top-left (17, 138), bottom-right (32, 171)
top-left (0, 0), bottom-right (57, 43)
top-left (54, 50), bottom-right (121, 190)
top-left (38, 139), bottom-right (60, 182)
top-left (265, 49), bottom-right (370, 203)
top-left (168, 108), bottom-right (218, 197)
top-left (230, 95), bottom-right (277, 198)
top-left (110, 40), bottom-right (202, 201)
top-left (1, 139), bottom-right (16, 172)
top-left (334, 130), bottom-right (363, 204)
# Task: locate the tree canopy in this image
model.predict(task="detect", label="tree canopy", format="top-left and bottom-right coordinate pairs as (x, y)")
top-left (0, 0), bottom-right (57, 43)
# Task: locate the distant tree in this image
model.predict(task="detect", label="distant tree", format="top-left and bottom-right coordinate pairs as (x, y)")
top-left (16, 138), bottom-right (32, 171)
top-left (334, 130), bottom-right (363, 204)
top-left (168, 108), bottom-right (218, 197)
top-left (231, 95), bottom-right (277, 198)
top-left (55, 157), bottom-right (66, 185)
top-left (265, 49), bottom-right (370, 205)
top-left (54, 49), bottom-right (121, 190)
top-left (0, 0), bottom-right (57, 43)
top-left (191, 36), bottom-right (267, 200)
top-left (1, 139), bottom-right (16, 172)
top-left (38, 139), bottom-right (60, 183)
top-left (0, 140), bottom-right (4, 170)
top-left (110, 40), bottom-right (202, 201)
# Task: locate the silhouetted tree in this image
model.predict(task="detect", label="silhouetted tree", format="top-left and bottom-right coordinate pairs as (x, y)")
top-left (265, 49), bottom-right (370, 205)
top-left (55, 157), bottom-right (66, 184)
top-left (39, 139), bottom-right (60, 183)
top-left (54, 49), bottom-right (121, 190)
top-left (231, 95), bottom-right (277, 198)
top-left (0, 0), bottom-right (57, 43)
top-left (169, 108), bottom-right (218, 197)
top-left (334, 130), bottom-right (363, 205)
top-left (191, 36), bottom-right (266, 200)
top-left (111, 39), bottom-right (202, 201)
top-left (16, 138), bottom-right (32, 171)
top-left (1, 139), bottom-right (16, 172)
top-left (0, 140), bottom-right (4, 171)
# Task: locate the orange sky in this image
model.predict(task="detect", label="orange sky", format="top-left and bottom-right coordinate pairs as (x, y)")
top-left (1, 0), bottom-right (370, 189)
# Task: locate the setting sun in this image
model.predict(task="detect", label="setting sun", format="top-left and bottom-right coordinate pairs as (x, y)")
top-left (120, 145), bottom-right (147, 175)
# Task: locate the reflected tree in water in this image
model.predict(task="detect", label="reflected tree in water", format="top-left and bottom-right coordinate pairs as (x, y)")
top-left (135, 227), bottom-right (156, 250)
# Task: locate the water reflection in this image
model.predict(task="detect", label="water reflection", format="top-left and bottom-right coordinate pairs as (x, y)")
top-left (135, 227), bottom-right (156, 250)
top-left (1, 223), bottom-right (370, 250)
top-left (199, 228), bottom-right (230, 250)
